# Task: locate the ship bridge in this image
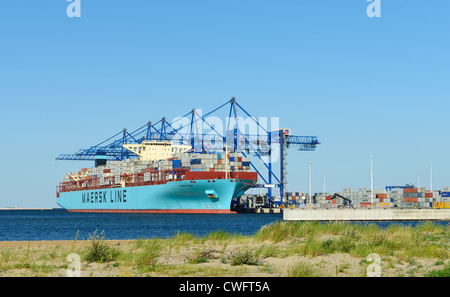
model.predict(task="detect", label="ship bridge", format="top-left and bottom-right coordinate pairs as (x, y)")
top-left (123, 141), bottom-right (191, 162)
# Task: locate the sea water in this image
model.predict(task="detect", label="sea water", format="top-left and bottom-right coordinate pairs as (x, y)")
top-left (0, 209), bottom-right (447, 241)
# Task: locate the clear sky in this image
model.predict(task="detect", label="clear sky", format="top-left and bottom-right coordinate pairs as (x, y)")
top-left (0, 1), bottom-right (449, 208)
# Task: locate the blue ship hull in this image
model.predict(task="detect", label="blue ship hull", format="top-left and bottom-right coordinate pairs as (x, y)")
top-left (56, 179), bottom-right (255, 213)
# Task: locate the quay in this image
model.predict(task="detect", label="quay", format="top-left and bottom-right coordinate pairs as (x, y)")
top-left (283, 208), bottom-right (450, 221)
top-left (236, 207), bottom-right (282, 214)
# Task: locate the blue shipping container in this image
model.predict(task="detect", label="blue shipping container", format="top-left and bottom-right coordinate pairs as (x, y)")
top-left (171, 160), bottom-right (181, 169)
top-left (230, 157), bottom-right (235, 161)
top-left (242, 161), bottom-right (250, 166)
top-left (442, 192), bottom-right (450, 197)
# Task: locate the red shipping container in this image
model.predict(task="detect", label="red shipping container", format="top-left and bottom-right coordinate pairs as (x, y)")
top-left (379, 198), bottom-right (384, 203)
top-left (185, 171), bottom-right (225, 180)
top-left (360, 202), bottom-right (372, 207)
top-left (425, 193), bottom-right (433, 198)
top-left (185, 171), bottom-right (258, 181)
top-left (377, 194), bottom-right (388, 198)
top-left (231, 171), bottom-right (258, 180)
top-left (403, 188), bottom-right (418, 193)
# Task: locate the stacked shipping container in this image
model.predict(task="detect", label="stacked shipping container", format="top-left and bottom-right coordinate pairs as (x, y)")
top-left (309, 187), bottom-right (450, 209)
top-left (63, 152), bottom-right (251, 182)
top-left (59, 152), bottom-right (253, 193)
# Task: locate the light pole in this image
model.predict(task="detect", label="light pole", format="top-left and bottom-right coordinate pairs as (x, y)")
top-left (417, 172), bottom-right (420, 189)
top-left (308, 162), bottom-right (312, 206)
top-left (370, 155), bottom-right (374, 206)
top-left (429, 163), bottom-right (433, 199)
top-left (323, 171), bottom-right (326, 194)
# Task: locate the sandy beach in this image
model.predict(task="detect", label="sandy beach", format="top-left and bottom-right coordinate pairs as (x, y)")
top-left (0, 221), bottom-right (448, 277)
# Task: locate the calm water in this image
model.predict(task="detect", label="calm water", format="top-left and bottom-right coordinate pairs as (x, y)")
top-left (0, 209), bottom-right (282, 241)
top-left (0, 209), bottom-right (448, 241)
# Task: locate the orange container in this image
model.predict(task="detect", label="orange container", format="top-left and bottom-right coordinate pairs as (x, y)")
top-left (403, 188), bottom-right (418, 193)
top-left (360, 202), bottom-right (372, 207)
top-left (403, 197), bottom-right (418, 203)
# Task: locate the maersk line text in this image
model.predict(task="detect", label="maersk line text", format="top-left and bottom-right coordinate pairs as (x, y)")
top-left (81, 190), bottom-right (127, 204)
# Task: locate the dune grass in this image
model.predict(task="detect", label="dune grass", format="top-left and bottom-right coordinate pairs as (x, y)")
top-left (0, 221), bottom-right (448, 277)
top-left (287, 260), bottom-right (322, 277)
top-left (253, 221), bottom-right (449, 260)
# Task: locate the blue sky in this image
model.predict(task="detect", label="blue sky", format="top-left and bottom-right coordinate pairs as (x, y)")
top-left (0, 1), bottom-right (449, 207)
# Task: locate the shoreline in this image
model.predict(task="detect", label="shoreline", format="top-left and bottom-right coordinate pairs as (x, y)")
top-left (0, 239), bottom-right (135, 248)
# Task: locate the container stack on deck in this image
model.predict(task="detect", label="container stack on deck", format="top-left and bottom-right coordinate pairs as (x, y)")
top-left (61, 152), bottom-right (252, 186)
top-left (186, 152), bottom-right (251, 172)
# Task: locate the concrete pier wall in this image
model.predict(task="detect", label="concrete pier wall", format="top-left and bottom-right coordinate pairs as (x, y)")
top-left (283, 208), bottom-right (450, 221)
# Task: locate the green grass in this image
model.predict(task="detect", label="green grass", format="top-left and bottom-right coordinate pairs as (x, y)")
top-left (134, 239), bottom-right (162, 271)
top-left (221, 247), bottom-right (260, 266)
top-left (84, 230), bottom-right (119, 263)
top-left (287, 260), bottom-right (321, 277)
top-left (187, 248), bottom-right (216, 264)
top-left (1, 222), bottom-right (447, 277)
top-left (425, 263), bottom-right (450, 277)
top-left (252, 221), bottom-right (449, 260)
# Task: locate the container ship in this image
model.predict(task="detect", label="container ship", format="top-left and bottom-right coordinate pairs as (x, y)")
top-left (56, 141), bottom-right (257, 213)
